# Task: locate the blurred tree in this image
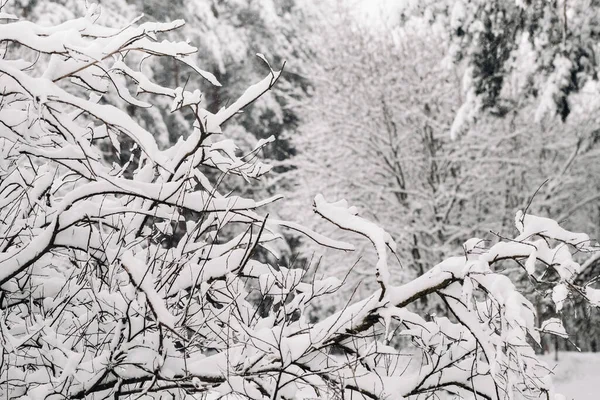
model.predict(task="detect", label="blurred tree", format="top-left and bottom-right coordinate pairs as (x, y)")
top-left (280, 4), bottom-right (466, 314)
top-left (393, 0), bottom-right (600, 135)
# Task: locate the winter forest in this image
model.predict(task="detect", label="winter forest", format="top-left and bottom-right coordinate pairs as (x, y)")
top-left (1, 0), bottom-right (600, 399)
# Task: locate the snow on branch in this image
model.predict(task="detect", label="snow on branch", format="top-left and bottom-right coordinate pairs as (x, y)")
top-left (314, 194), bottom-right (398, 297)
top-left (121, 250), bottom-right (177, 330)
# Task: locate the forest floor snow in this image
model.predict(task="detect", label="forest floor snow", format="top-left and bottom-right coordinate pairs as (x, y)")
top-left (538, 351), bottom-right (600, 400)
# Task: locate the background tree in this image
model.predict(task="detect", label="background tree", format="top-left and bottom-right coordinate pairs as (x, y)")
top-left (282, 1), bottom-right (600, 352)
top-left (387, 0), bottom-right (600, 135)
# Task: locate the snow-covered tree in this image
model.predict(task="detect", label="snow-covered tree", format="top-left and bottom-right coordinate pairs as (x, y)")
top-left (386, 0), bottom-right (600, 136)
top-left (280, 4), bottom-right (483, 310)
top-left (0, 4), bottom-right (599, 400)
top-left (281, 1), bottom-right (600, 351)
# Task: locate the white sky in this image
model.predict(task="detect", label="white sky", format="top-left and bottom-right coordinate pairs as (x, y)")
top-left (351, 0), bottom-right (402, 26)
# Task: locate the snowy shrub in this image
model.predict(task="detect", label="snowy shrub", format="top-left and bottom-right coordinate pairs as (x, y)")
top-left (0, 5), bottom-right (598, 400)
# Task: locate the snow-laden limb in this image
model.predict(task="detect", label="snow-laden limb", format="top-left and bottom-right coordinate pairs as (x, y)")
top-left (314, 194), bottom-right (398, 295)
top-left (121, 250), bottom-right (177, 330)
top-left (209, 55), bottom-right (283, 128)
top-left (540, 318), bottom-right (569, 338)
top-left (514, 210), bottom-right (593, 249)
top-left (586, 286), bottom-right (600, 307)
